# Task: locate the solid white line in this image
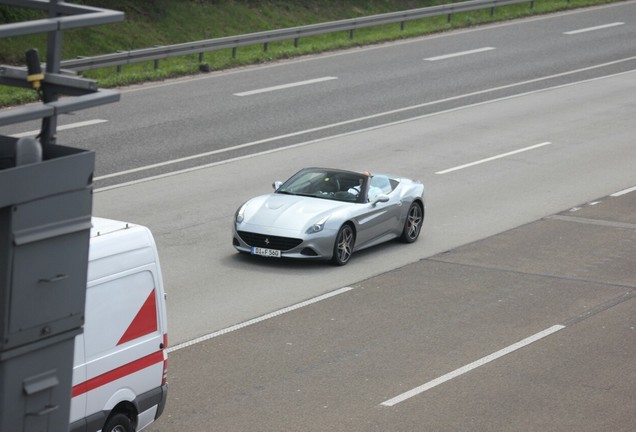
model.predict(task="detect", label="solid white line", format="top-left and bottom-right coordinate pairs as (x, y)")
top-left (435, 142), bottom-right (551, 175)
top-left (234, 76), bottom-right (338, 96)
top-left (610, 185), bottom-right (636, 197)
top-left (10, 119), bottom-right (108, 138)
top-left (381, 325), bottom-right (565, 407)
top-left (425, 47), bottom-right (495, 61)
top-left (564, 22), bottom-right (624, 35)
top-left (95, 64), bottom-right (636, 187)
top-left (167, 286), bottom-right (353, 353)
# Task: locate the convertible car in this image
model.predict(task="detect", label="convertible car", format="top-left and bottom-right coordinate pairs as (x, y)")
top-left (232, 167), bottom-right (425, 265)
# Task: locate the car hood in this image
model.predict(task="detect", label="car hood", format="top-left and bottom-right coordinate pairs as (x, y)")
top-left (242, 194), bottom-right (350, 231)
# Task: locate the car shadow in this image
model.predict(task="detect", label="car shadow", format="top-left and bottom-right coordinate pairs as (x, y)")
top-left (226, 251), bottom-right (327, 269)
top-left (223, 236), bottom-right (418, 270)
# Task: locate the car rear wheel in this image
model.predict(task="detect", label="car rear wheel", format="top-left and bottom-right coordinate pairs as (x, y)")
top-left (331, 224), bottom-right (355, 266)
top-left (401, 202), bottom-right (423, 243)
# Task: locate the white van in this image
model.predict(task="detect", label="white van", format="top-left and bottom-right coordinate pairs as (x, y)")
top-left (70, 217), bottom-right (168, 432)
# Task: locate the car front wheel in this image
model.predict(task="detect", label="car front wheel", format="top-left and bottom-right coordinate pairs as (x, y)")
top-left (331, 224), bottom-right (355, 266)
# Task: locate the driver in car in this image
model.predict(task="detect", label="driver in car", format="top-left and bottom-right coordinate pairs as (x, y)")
top-left (348, 171), bottom-right (382, 201)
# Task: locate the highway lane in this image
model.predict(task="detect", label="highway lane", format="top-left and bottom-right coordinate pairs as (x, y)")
top-left (136, 70), bottom-right (636, 431)
top-left (134, 72), bottom-right (636, 432)
top-left (92, 69), bottom-right (636, 346)
top-left (1, 4), bottom-right (633, 429)
top-left (2, 1), bottom-right (635, 188)
top-left (3, 6), bottom-right (633, 429)
top-left (150, 192), bottom-right (636, 431)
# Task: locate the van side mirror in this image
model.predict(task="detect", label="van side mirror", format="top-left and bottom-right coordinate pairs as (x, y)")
top-left (273, 181), bottom-right (283, 190)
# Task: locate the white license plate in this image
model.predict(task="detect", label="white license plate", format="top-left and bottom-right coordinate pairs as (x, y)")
top-left (251, 247), bottom-right (281, 258)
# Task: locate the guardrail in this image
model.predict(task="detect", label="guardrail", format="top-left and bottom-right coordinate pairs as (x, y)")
top-left (0, 0), bottom-right (123, 130)
top-left (61, 0), bottom-right (536, 73)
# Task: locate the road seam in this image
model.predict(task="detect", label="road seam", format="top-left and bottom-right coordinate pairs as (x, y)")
top-left (546, 215), bottom-right (636, 230)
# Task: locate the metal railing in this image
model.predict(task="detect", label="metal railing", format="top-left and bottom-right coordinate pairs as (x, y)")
top-left (0, 1), bottom-right (123, 131)
top-left (61, 0), bottom-right (536, 73)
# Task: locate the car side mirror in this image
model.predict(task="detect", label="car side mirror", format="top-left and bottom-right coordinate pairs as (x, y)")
top-left (371, 194), bottom-right (390, 205)
top-left (273, 181), bottom-right (283, 190)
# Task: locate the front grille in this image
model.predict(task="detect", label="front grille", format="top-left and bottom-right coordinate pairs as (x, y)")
top-left (237, 231), bottom-right (303, 251)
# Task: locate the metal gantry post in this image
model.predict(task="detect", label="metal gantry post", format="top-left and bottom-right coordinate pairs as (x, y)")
top-left (0, 2), bottom-right (124, 431)
top-left (41, 0), bottom-right (62, 145)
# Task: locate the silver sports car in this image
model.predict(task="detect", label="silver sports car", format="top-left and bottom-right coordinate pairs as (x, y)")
top-left (232, 167), bottom-right (425, 265)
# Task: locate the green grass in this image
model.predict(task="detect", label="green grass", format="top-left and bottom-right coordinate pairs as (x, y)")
top-left (0, 0), bottom-right (627, 107)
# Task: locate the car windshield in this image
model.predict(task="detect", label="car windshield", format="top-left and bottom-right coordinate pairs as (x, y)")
top-left (276, 168), bottom-right (368, 203)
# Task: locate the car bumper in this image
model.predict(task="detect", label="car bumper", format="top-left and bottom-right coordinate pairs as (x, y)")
top-left (232, 223), bottom-right (337, 260)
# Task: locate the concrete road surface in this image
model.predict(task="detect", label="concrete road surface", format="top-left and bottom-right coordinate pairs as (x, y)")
top-left (149, 185), bottom-right (635, 432)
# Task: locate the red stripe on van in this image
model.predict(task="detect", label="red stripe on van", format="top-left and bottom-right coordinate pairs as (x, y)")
top-left (117, 290), bottom-right (158, 346)
top-left (72, 351), bottom-right (164, 398)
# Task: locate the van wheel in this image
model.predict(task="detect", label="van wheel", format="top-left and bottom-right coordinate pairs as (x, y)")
top-left (103, 413), bottom-right (133, 432)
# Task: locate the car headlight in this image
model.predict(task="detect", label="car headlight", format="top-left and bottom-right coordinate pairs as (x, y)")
top-left (307, 216), bottom-right (329, 234)
top-left (236, 203), bottom-right (247, 223)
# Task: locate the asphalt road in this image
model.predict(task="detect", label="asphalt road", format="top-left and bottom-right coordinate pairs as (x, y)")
top-left (106, 3), bottom-right (636, 430)
top-left (148, 189), bottom-right (635, 431)
top-left (87, 65), bottom-right (635, 430)
top-left (92, 69), bottom-right (636, 347)
top-left (3, 2), bottom-right (636, 187)
top-left (3, 2), bottom-right (634, 430)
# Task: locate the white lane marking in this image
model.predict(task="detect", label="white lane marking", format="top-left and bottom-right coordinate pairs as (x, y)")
top-left (10, 119), bottom-right (108, 138)
top-left (425, 47), bottom-right (495, 61)
top-left (381, 325), bottom-right (565, 407)
top-left (167, 286), bottom-right (353, 353)
top-left (435, 142), bottom-right (552, 175)
top-left (234, 76), bottom-right (338, 96)
top-left (95, 64), bottom-right (636, 187)
top-left (564, 22), bottom-right (624, 35)
top-left (611, 185), bottom-right (636, 197)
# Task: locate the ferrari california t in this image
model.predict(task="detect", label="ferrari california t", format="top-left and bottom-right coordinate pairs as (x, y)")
top-left (232, 167), bottom-right (425, 265)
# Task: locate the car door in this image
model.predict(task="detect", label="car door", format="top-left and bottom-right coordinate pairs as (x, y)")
top-left (353, 178), bottom-right (402, 248)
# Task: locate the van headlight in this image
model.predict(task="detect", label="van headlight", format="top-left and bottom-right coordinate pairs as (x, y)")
top-left (307, 216), bottom-right (329, 234)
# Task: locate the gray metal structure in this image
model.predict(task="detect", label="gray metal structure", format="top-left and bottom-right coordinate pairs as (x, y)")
top-left (0, 1), bottom-right (123, 431)
top-left (59, 0), bottom-right (536, 73)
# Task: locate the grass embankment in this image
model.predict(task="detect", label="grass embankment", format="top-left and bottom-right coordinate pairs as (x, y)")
top-left (0, 0), bottom-right (626, 107)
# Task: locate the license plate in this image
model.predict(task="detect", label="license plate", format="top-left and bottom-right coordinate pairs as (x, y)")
top-left (251, 247), bottom-right (281, 258)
